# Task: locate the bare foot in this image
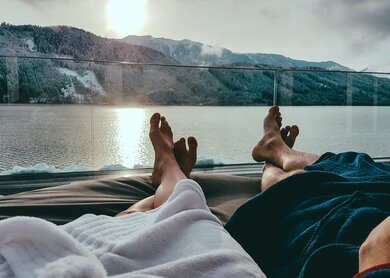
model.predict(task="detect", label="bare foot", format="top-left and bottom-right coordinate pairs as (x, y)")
top-left (281, 125), bottom-right (299, 148)
top-left (174, 137), bottom-right (198, 177)
top-left (253, 107), bottom-right (318, 171)
top-left (149, 113), bottom-right (177, 188)
top-left (118, 113), bottom-right (186, 215)
top-left (252, 106), bottom-right (292, 168)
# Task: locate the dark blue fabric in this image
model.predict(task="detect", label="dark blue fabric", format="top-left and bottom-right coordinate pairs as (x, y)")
top-left (360, 269), bottom-right (390, 277)
top-left (225, 152), bottom-right (390, 278)
top-left (305, 152), bottom-right (390, 181)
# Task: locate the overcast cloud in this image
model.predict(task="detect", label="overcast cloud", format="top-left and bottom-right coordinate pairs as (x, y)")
top-left (1, 0), bottom-right (389, 71)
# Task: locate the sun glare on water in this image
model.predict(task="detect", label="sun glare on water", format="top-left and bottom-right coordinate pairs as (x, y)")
top-left (106, 0), bottom-right (147, 36)
top-left (116, 108), bottom-right (147, 168)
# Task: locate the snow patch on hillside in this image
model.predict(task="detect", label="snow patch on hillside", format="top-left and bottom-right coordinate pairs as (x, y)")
top-left (61, 82), bottom-right (76, 98)
top-left (327, 65), bottom-right (347, 71)
top-left (61, 82), bottom-right (85, 101)
top-left (201, 45), bottom-right (223, 57)
top-left (24, 38), bottom-right (36, 52)
top-left (57, 68), bottom-right (105, 95)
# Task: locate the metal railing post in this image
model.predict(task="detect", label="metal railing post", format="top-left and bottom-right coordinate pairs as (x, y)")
top-left (273, 70), bottom-right (278, 105)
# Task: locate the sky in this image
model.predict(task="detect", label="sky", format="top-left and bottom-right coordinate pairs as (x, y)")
top-left (1, 0), bottom-right (389, 72)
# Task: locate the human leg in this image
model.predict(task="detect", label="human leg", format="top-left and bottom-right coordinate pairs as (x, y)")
top-left (147, 113), bottom-right (189, 207)
top-left (116, 113), bottom-right (197, 217)
top-left (116, 137), bottom-right (197, 217)
top-left (359, 216), bottom-right (390, 273)
top-left (261, 123), bottom-right (305, 190)
top-left (115, 196), bottom-right (155, 217)
top-left (254, 107), bottom-right (318, 190)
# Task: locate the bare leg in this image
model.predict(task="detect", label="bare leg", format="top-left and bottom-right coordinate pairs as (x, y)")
top-left (254, 107), bottom-right (318, 191)
top-left (261, 124), bottom-right (304, 191)
top-left (147, 113), bottom-right (188, 207)
top-left (252, 106), bottom-right (319, 172)
top-left (359, 216), bottom-right (390, 272)
top-left (261, 163), bottom-right (306, 191)
top-left (115, 196), bottom-right (155, 217)
top-left (116, 114), bottom-right (197, 217)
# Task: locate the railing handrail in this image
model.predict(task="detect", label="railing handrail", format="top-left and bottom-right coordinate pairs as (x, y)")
top-left (1, 54), bottom-right (390, 75)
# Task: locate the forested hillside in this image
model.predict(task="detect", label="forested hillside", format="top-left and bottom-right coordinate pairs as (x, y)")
top-left (0, 24), bottom-right (389, 105)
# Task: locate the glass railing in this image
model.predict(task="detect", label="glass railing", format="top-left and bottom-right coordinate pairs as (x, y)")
top-left (0, 56), bottom-right (389, 175)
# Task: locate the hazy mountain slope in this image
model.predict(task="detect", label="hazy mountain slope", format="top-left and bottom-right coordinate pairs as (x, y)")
top-left (0, 24), bottom-right (234, 104)
top-left (0, 24), bottom-right (389, 106)
top-left (123, 35), bottom-right (350, 70)
top-left (0, 24), bottom-right (176, 63)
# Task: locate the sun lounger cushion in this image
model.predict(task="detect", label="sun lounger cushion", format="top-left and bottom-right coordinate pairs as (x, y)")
top-left (0, 173), bottom-right (260, 224)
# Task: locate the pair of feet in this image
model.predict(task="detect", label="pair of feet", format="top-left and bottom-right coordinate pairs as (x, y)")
top-left (149, 113), bottom-right (197, 188)
top-left (252, 106), bottom-right (302, 171)
top-left (118, 106), bottom-right (301, 216)
top-left (116, 114), bottom-right (198, 216)
top-left (252, 106), bottom-right (299, 162)
top-left (149, 106), bottom-right (300, 188)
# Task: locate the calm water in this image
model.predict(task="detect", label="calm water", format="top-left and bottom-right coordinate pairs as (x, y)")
top-left (0, 105), bottom-right (389, 172)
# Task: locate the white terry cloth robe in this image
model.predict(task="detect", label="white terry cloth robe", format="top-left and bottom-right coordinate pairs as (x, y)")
top-left (0, 179), bottom-right (266, 277)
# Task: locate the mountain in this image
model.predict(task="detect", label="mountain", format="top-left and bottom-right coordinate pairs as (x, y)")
top-left (0, 24), bottom-right (236, 105)
top-left (0, 24), bottom-right (176, 63)
top-left (0, 24), bottom-right (389, 106)
top-left (122, 35), bottom-right (350, 70)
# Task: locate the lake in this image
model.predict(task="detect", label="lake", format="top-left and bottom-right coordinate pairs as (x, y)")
top-left (0, 105), bottom-right (389, 173)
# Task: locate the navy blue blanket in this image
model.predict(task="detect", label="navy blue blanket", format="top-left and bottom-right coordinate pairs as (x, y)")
top-left (225, 152), bottom-right (390, 278)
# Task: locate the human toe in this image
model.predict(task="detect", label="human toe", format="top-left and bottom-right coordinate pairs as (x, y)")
top-left (269, 106), bottom-right (279, 115)
top-left (281, 127), bottom-right (288, 139)
top-left (290, 125), bottom-right (299, 137)
top-left (149, 113), bottom-right (161, 133)
top-left (174, 138), bottom-right (186, 152)
top-left (188, 137), bottom-right (198, 157)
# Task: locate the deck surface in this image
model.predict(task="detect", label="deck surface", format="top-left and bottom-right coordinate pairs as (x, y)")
top-left (1, 158), bottom-right (388, 196)
top-left (0, 163), bottom-right (264, 195)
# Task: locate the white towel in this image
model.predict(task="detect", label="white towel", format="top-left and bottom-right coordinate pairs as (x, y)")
top-left (0, 217), bottom-right (106, 277)
top-left (0, 179), bottom-right (265, 277)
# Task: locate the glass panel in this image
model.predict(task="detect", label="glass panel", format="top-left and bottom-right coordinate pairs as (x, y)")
top-left (1, 56), bottom-right (389, 176)
top-left (0, 57), bottom-right (94, 174)
top-left (275, 70), bottom-right (390, 158)
top-left (90, 66), bottom-right (275, 168)
top-left (344, 72), bottom-right (390, 158)
top-left (276, 70), bottom-right (348, 105)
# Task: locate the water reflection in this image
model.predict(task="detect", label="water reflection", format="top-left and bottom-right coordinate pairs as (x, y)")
top-left (115, 108), bottom-right (146, 168)
top-left (0, 106), bottom-right (388, 172)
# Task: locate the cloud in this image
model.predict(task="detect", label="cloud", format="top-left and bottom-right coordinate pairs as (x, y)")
top-left (1, 0), bottom-right (109, 37)
top-left (137, 0), bottom-right (390, 70)
top-left (200, 45), bottom-right (223, 57)
top-left (317, 0), bottom-right (390, 40)
top-left (2, 0), bottom-right (390, 71)
top-left (306, 0), bottom-right (390, 71)
top-left (20, 0), bottom-right (83, 5)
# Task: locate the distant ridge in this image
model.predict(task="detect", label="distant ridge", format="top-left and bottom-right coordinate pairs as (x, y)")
top-left (1, 24), bottom-right (389, 106)
top-left (0, 23), bottom-right (176, 64)
top-left (123, 35), bottom-right (351, 70)
top-left (0, 22), bottom-right (350, 70)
